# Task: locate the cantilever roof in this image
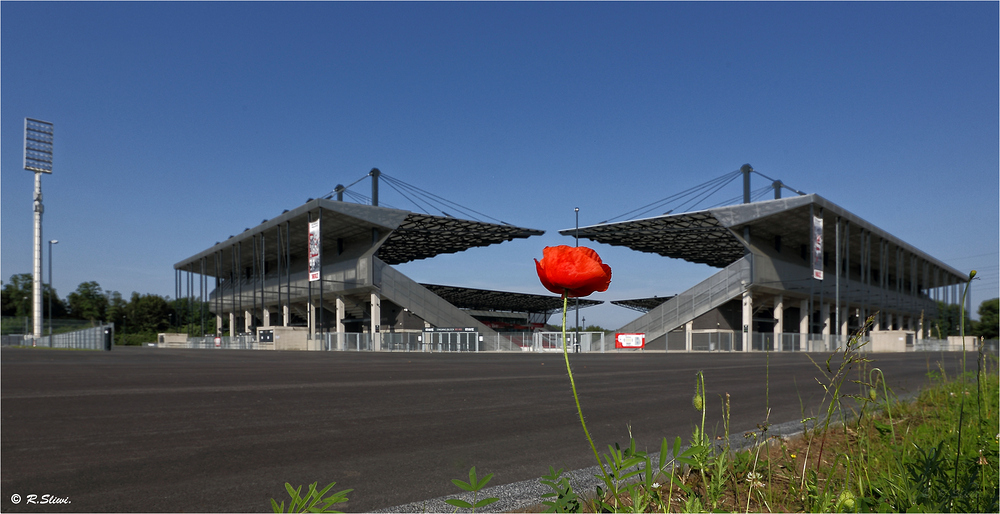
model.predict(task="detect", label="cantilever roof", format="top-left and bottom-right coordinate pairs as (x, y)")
top-left (175, 199), bottom-right (544, 275)
top-left (611, 296), bottom-right (676, 313)
top-left (420, 284), bottom-right (602, 314)
top-left (379, 213), bottom-right (544, 265)
top-left (560, 194), bottom-right (967, 283)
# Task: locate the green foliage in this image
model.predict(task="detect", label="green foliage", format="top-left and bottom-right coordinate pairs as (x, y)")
top-left (974, 297), bottom-right (999, 339)
top-left (933, 301), bottom-right (973, 338)
top-left (270, 481), bottom-right (351, 513)
top-left (539, 467), bottom-right (581, 513)
top-left (446, 466), bottom-right (499, 512)
top-left (1, 274), bottom-right (34, 318)
top-left (67, 281), bottom-right (108, 322)
top-left (1, 274), bottom-right (67, 322)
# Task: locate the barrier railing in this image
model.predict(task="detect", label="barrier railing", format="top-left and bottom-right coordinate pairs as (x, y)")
top-left (1, 324), bottom-right (114, 351)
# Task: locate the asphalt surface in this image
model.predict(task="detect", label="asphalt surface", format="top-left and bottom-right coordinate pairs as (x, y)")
top-left (1, 346), bottom-right (964, 512)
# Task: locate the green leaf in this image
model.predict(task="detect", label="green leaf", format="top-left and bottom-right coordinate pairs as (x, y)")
top-left (473, 497), bottom-right (500, 508)
top-left (476, 472), bottom-right (494, 489)
top-left (445, 499), bottom-right (474, 509)
top-left (270, 498), bottom-right (285, 513)
top-left (452, 478), bottom-right (474, 492)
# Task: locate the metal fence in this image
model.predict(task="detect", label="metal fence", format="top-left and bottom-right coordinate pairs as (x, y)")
top-left (1, 324), bottom-right (114, 351)
top-left (149, 331), bottom-right (997, 355)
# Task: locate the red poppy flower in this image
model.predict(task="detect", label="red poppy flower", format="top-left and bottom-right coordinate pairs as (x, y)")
top-left (535, 245), bottom-right (612, 298)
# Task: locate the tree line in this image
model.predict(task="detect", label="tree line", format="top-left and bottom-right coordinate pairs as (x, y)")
top-left (1, 273), bottom-right (215, 345)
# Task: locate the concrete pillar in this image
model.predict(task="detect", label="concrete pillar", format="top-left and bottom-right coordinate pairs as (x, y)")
top-left (887, 312), bottom-right (894, 331)
top-left (839, 306), bottom-right (849, 338)
top-left (308, 301), bottom-right (316, 336)
top-left (244, 310), bottom-right (252, 334)
top-left (263, 307), bottom-right (271, 327)
top-left (216, 314), bottom-right (223, 337)
top-left (799, 299), bottom-right (809, 340)
top-left (684, 320), bottom-right (693, 352)
top-left (873, 311), bottom-right (881, 331)
top-left (742, 289), bottom-right (752, 352)
top-left (336, 296), bottom-right (345, 333)
top-left (773, 295), bottom-right (783, 352)
top-left (918, 315), bottom-right (924, 341)
top-left (822, 302), bottom-right (831, 336)
top-left (336, 296), bottom-right (346, 351)
top-left (229, 312), bottom-right (235, 338)
top-left (283, 305), bottom-right (289, 326)
top-left (370, 292), bottom-right (381, 351)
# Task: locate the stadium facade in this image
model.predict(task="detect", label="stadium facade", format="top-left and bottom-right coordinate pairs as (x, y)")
top-left (175, 167), bottom-right (971, 352)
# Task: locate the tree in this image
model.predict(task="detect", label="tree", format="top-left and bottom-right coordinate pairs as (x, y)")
top-left (1, 273), bottom-right (67, 320)
top-left (932, 301), bottom-right (973, 338)
top-left (974, 298), bottom-right (999, 339)
top-left (1, 274), bottom-right (34, 318)
top-left (67, 281), bottom-right (108, 322)
top-left (126, 292), bottom-right (170, 334)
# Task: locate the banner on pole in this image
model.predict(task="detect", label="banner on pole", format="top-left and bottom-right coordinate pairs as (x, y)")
top-left (308, 219), bottom-right (321, 281)
top-left (615, 333), bottom-right (646, 349)
top-left (813, 215), bottom-right (824, 280)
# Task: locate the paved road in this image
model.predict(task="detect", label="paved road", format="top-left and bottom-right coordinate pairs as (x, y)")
top-left (1, 346), bottom-right (963, 512)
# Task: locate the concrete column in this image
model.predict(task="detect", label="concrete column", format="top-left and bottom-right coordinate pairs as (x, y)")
top-left (839, 306), bottom-right (849, 338)
top-left (684, 320), bottom-right (693, 352)
top-left (918, 315), bottom-right (924, 341)
top-left (263, 307), bottom-right (271, 327)
top-left (742, 289), bottom-right (752, 352)
top-left (336, 296), bottom-right (346, 351)
top-left (229, 312), bottom-right (235, 338)
top-left (887, 312), bottom-right (894, 331)
top-left (308, 301), bottom-right (316, 336)
top-left (370, 292), bottom-right (381, 351)
top-left (799, 299), bottom-right (809, 350)
top-left (244, 310), bottom-right (252, 334)
top-left (336, 296), bottom-right (345, 333)
top-left (874, 312), bottom-right (881, 331)
top-left (773, 295), bottom-right (783, 352)
top-left (216, 314), bottom-right (223, 337)
top-left (283, 305), bottom-right (289, 326)
top-left (822, 302), bottom-right (831, 336)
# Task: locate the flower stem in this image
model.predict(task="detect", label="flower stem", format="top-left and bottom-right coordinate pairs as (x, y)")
top-left (561, 293), bottom-right (610, 485)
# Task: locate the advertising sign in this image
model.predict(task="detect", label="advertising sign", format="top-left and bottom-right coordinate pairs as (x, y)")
top-left (615, 333), bottom-right (646, 349)
top-left (308, 219), bottom-right (321, 281)
top-left (424, 327), bottom-right (477, 333)
top-left (812, 215), bottom-right (824, 280)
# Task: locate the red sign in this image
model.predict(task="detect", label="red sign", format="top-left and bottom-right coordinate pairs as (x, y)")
top-left (615, 333), bottom-right (645, 349)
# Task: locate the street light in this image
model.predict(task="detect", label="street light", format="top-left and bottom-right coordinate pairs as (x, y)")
top-left (574, 207), bottom-right (580, 352)
top-left (48, 240), bottom-right (58, 341)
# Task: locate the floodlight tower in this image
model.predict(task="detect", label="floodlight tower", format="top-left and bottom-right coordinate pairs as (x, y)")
top-left (24, 118), bottom-right (54, 344)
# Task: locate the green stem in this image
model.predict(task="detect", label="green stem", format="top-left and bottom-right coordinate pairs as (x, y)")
top-left (561, 293), bottom-right (611, 486)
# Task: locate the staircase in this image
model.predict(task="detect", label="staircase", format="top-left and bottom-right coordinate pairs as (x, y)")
top-left (374, 258), bottom-right (498, 337)
top-left (617, 256), bottom-right (752, 343)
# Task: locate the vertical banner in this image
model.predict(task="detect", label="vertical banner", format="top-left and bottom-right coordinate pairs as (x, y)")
top-left (308, 219), bottom-right (321, 281)
top-left (812, 215), bottom-right (824, 280)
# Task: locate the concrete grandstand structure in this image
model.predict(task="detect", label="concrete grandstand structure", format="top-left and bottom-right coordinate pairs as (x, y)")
top-left (174, 166), bottom-right (971, 353)
top-left (563, 165), bottom-right (971, 352)
top-left (173, 170), bottom-right (601, 351)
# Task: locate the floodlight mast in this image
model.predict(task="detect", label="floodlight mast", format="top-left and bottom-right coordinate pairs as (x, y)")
top-left (24, 118), bottom-right (54, 344)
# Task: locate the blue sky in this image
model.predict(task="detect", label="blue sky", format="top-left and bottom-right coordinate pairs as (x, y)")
top-left (2, 2), bottom-right (997, 329)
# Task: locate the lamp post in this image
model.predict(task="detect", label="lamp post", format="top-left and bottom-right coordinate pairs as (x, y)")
top-left (48, 240), bottom-right (58, 341)
top-left (575, 207), bottom-right (580, 352)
